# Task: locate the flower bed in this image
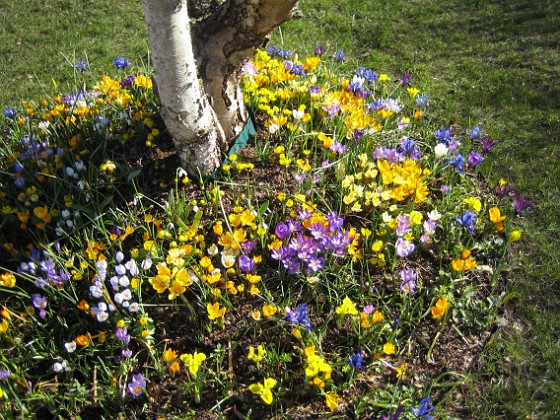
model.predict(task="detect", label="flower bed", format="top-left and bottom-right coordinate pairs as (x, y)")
top-left (0, 47), bottom-right (528, 418)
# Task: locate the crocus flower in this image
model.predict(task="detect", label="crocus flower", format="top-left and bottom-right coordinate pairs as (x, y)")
top-left (336, 296), bottom-right (359, 316)
top-left (74, 59), bottom-right (89, 72)
top-left (434, 127), bottom-right (452, 144)
top-left (274, 222), bottom-right (291, 239)
top-left (180, 351), bottom-right (207, 376)
top-left (348, 350), bottom-right (366, 370)
top-left (249, 377), bottom-right (276, 405)
top-left (4, 107), bottom-right (17, 119)
top-left (466, 125), bottom-right (482, 139)
top-left (512, 194), bottom-right (533, 213)
top-left (238, 255), bottom-right (255, 272)
top-left (0, 369), bottom-right (11, 380)
top-left (314, 44), bottom-right (325, 55)
top-left (434, 143), bottom-right (449, 158)
top-left (207, 302), bottom-right (226, 321)
top-left (455, 211), bottom-right (477, 233)
top-left (32, 294), bottom-right (47, 318)
top-left (480, 135), bottom-right (499, 152)
top-left (113, 56), bottom-right (130, 69)
top-left (467, 150), bottom-right (484, 167)
top-left (448, 153), bottom-right (465, 172)
top-left (285, 304), bottom-right (313, 330)
top-left (127, 373), bottom-right (146, 397)
top-left (415, 94), bottom-right (430, 107)
top-left (334, 50), bottom-right (345, 62)
top-left (431, 297), bottom-right (450, 319)
top-left (400, 269), bottom-right (417, 294)
top-left (398, 73), bottom-right (411, 86)
top-left (395, 238), bottom-right (415, 258)
top-left (410, 396), bottom-right (435, 420)
top-left (383, 405), bottom-right (404, 420)
top-left (115, 327), bottom-right (131, 345)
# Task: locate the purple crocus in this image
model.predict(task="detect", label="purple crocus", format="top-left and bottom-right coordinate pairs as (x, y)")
top-left (314, 44), bottom-right (325, 56)
top-left (309, 85), bottom-right (322, 95)
top-left (120, 75), bottom-right (135, 88)
top-left (275, 222), bottom-right (291, 239)
top-left (238, 255), bottom-right (255, 273)
top-left (400, 269), bottom-right (417, 294)
top-left (308, 222), bottom-right (328, 240)
top-left (467, 150), bottom-right (484, 167)
top-left (395, 238), bottom-right (415, 258)
top-left (115, 327), bottom-right (131, 345)
top-left (290, 63), bottom-right (306, 76)
top-left (512, 194), bottom-right (533, 213)
top-left (496, 181), bottom-right (511, 198)
top-left (329, 140), bottom-right (346, 154)
top-left (127, 373), bottom-right (146, 397)
top-left (398, 73), bottom-right (411, 86)
top-left (241, 240), bottom-right (257, 254)
top-left (382, 405), bottom-right (404, 420)
top-left (396, 215), bottom-right (411, 237)
top-left (0, 369), bottom-right (11, 380)
top-left (32, 294), bottom-right (47, 319)
top-left (326, 211), bottom-right (344, 232)
top-left (480, 135), bottom-right (499, 152)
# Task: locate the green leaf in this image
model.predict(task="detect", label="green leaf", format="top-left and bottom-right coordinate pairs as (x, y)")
top-left (258, 200), bottom-right (269, 217)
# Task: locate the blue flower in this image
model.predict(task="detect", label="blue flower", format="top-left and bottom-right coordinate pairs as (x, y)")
top-left (113, 56), bottom-right (130, 69)
top-left (4, 106), bottom-right (17, 119)
top-left (410, 396), bottom-right (435, 420)
top-left (466, 125), bottom-right (482, 139)
top-left (348, 350), bottom-right (366, 370)
top-left (356, 67), bottom-right (378, 83)
top-left (290, 63), bottom-right (306, 76)
top-left (334, 50), bottom-right (345, 62)
top-left (285, 304), bottom-right (313, 330)
top-left (434, 127), bottom-right (452, 144)
top-left (415, 94), bottom-right (430, 107)
top-left (456, 211), bottom-right (477, 233)
top-left (448, 153), bottom-right (465, 172)
top-left (74, 59), bottom-right (89, 72)
top-left (267, 46), bottom-right (291, 59)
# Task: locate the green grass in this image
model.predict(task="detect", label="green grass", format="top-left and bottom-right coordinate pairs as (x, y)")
top-left (0, 0), bottom-right (148, 105)
top-left (0, 0), bottom-right (559, 417)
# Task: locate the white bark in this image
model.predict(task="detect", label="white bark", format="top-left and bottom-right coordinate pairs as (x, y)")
top-left (142, 0), bottom-right (227, 177)
top-left (142, 0), bottom-right (299, 177)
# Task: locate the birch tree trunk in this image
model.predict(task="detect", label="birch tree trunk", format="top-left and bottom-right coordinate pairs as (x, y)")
top-left (141, 0), bottom-right (299, 177)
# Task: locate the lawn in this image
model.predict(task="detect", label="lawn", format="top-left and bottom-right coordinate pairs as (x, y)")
top-left (0, 0), bottom-right (559, 418)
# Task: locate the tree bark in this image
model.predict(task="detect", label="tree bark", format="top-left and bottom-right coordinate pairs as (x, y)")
top-left (142, 0), bottom-right (298, 176)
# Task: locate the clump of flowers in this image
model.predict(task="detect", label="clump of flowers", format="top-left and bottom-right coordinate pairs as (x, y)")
top-left (270, 207), bottom-right (356, 275)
